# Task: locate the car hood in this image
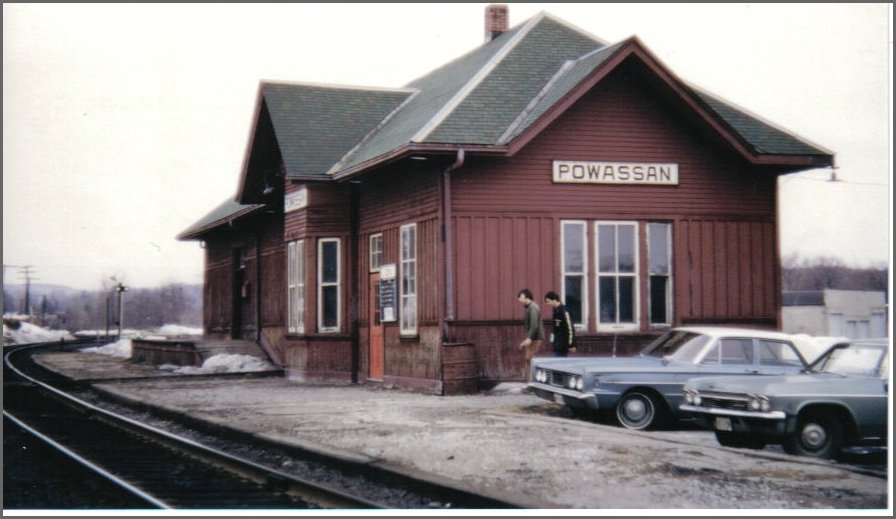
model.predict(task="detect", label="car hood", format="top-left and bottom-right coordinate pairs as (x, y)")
top-left (533, 355), bottom-right (674, 374)
top-left (687, 372), bottom-right (876, 395)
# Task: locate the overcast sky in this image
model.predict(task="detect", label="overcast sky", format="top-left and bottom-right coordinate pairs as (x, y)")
top-left (3, 3), bottom-right (891, 291)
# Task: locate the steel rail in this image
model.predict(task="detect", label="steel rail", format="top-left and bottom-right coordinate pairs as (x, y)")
top-left (4, 341), bottom-right (387, 509)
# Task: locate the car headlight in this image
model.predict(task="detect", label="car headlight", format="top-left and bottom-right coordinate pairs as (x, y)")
top-left (567, 375), bottom-right (577, 389)
top-left (575, 376), bottom-right (584, 391)
top-left (749, 394), bottom-right (770, 412)
top-left (535, 369), bottom-right (546, 383)
top-left (683, 389), bottom-right (694, 404)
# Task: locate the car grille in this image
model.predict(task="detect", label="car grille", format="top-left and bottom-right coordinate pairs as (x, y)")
top-left (699, 394), bottom-right (750, 411)
top-left (547, 370), bottom-right (572, 388)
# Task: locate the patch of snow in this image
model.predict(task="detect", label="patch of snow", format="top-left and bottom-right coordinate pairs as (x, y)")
top-left (155, 324), bottom-right (203, 337)
top-left (3, 317), bottom-right (75, 345)
top-left (485, 382), bottom-right (528, 395)
top-left (80, 339), bottom-right (132, 358)
top-left (157, 353), bottom-right (275, 375)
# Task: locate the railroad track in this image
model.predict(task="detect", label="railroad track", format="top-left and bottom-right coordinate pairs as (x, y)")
top-left (3, 342), bottom-right (385, 509)
top-left (4, 341), bottom-right (520, 510)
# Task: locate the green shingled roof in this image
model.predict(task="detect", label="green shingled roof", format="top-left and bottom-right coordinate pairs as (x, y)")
top-left (261, 83), bottom-right (414, 179)
top-left (247, 12), bottom-right (834, 184)
top-left (185, 10), bottom-right (834, 239)
top-left (692, 87), bottom-right (832, 156)
top-left (177, 198), bottom-right (264, 240)
top-left (424, 16), bottom-right (602, 145)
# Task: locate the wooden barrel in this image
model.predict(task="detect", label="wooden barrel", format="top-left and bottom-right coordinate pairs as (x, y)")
top-left (441, 342), bottom-right (479, 395)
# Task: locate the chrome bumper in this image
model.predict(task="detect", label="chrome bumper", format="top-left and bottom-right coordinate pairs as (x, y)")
top-left (679, 404), bottom-right (785, 420)
top-left (527, 382), bottom-right (599, 409)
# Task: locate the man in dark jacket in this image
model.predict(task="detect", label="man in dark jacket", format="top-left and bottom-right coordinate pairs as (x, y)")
top-left (545, 291), bottom-right (576, 357)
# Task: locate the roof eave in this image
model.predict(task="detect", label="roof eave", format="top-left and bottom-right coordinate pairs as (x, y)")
top-left (177, 204), bottom-right (266, 241)
top-left (327, 143), bottom-right (508, 181)
top-left (235, 84), bottom-right (269, 204)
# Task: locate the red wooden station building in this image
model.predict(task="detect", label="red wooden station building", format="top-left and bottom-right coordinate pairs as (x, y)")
top-left (178, 5), bottom-right (834, 394)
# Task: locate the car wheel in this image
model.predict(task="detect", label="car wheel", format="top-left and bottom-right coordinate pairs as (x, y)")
top-left (782, 411), bottom-right (844, 459)
top-left (715, 431), bottom-right (766, 450)
top-left (616, 391), bottom-right (664, 430)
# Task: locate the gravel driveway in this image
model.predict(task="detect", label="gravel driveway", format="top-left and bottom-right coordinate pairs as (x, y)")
top-left (89, 374), bottom-right (889, 510)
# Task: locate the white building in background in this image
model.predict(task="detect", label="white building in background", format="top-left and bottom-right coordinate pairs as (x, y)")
top-left (782, 289), bottom-right (888, 339)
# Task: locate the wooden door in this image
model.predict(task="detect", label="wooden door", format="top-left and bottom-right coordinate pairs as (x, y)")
top-left (369, 273), bottom-right (384, 380)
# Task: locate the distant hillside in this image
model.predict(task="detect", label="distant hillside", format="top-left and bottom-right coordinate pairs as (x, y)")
top-left (3, 283), bottom-right (85, 299)
top-left (3, 282), bottom-right (203, 329)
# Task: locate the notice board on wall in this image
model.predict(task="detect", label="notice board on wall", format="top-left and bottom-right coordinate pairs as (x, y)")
top-left (379, 263), bottom-right (396, 322)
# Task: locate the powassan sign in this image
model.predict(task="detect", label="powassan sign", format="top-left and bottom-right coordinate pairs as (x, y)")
top-left (553, 160), bottom-right (679, 185)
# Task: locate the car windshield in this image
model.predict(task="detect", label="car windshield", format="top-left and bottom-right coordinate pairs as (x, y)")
top-left (811, 343), bottom-right (889, 377)
top-left (642, 331), bottom-right (711, 363)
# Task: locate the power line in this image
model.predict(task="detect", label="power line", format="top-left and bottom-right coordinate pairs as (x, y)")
top-left (783, 176), bottom-right (888, 187)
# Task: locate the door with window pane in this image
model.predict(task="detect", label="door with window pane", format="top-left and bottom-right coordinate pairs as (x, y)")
top-left (596, 222), bottom-right (638, 331)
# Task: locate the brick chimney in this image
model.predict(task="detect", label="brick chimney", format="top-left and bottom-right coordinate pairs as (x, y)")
top-left (484, 4), bottom-right (509, 42)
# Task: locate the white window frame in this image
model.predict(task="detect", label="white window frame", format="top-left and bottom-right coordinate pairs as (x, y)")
top-left (317, 238), bottom-right (341, 333)
top-left (647, 222), bottom-right (672, 326)
top-left (369, 233), bottom-right (384, 272)
top-left (560, 220), bottom-right (589, 330)
top-left (595, 221), bottom-right (640, 332)
top-left (287, 239), bottom-right (305, 334)
top-left (400, 223), bottom-right (417, 336)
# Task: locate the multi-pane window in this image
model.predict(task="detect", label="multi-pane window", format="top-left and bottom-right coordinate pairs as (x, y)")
top-left (561, 221), bottom-right (587, 327)
top-left (287, 240), bottom-right (305, 334)
top-left (596, 222), bottom-right (638, 331)
top-left (400, 223), bottom-right (417, 335)
top-left (647, 223), bottom-right (672, 325)
top-left (560, 220), bottom-right (674, 331)
top-left (318, 238), bottom-right (340, 332)
top-left (369, 233), bottom-right (383, 272)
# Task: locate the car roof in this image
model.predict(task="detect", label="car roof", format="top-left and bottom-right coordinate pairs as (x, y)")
top-left (672, 326), bottom-right (797, 340)
top-left (831, 338), bottom-right (890, 348)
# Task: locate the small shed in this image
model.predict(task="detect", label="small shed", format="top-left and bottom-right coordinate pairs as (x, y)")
top-left (783, 289), bottom-right (888, 339)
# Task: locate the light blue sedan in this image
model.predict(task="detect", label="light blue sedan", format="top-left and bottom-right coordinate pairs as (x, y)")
top-left (681, 338), bottom-right (889, 458)
top-left (528, 326), bottom-right (816, 430)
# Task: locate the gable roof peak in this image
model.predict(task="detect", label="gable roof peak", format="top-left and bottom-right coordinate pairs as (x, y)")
top-left (409, 11), bottom-right (549, 143)
top-left (539, 10), bottom-right (611, 47)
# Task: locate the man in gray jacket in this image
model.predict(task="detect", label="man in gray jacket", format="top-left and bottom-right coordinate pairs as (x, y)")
top-left (517, 289), bottom-right (545, 382)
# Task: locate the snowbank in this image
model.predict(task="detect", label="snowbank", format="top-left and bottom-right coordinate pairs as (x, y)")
top-left (81, 339), bottom-right (133, 358)
top-left (159, 354), bottom-right (276, 374)
top-left (3, 316), bottom-right (75, 345)
top-left (80, 337), bottom-right (274, 374)
top-left (156, 324), bottom-right (203, 337)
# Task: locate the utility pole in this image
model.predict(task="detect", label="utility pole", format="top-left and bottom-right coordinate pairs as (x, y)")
top-left (8, 265), bottom-right (37, 315)
top-left (115, 282), bottom-right (128, 339)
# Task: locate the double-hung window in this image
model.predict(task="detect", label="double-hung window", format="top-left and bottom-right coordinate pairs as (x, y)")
top-left (561, 221), bottom-right (588, 328)
top-left (647, 223), bottom-right (672, 325)
top-left (287, 240), bottom-right (305, 334)
top-left (369, 233), bottom-right (383, 272)
top-left (400, 223), bottom-right (417, 335)
top-left (596, 222), bottom-right (638, 331)
top-left (318, 238), bottom-right (340, 332)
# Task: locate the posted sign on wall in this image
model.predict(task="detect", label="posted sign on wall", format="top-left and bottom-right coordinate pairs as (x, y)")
top-left (284, 187), bottom-right (308, 213)
top-left (379, 264), bottom-right (397, 322)
top-left (552, 160), bottom-right (679, 185)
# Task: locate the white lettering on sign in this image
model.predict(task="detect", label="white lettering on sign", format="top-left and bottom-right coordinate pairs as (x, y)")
top-left (552, 161), bottom-right (679, 185)
top-left (284, 188), bottom-right (308, 213)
